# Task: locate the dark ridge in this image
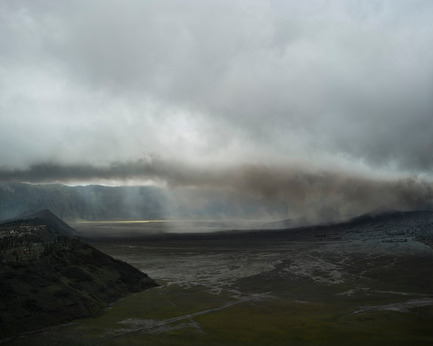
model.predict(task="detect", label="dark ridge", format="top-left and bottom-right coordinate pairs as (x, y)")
top-left (272, 209), bottom-right (433, 237)
top-left (0, 211), bottom-right (158, 338)
top-left (343, 209), bottom-right (433, 225)
top-left (1, 209), bottom-right (77, 238)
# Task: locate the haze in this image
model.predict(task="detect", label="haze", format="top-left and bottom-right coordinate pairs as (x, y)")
top-left (1, 0), bottom-right (433, 221)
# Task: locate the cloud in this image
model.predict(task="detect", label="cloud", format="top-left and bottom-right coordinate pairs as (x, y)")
top-left (1, 1), bottom-right (433, 221)
top-left (1, 158), bottom-right (432, 222)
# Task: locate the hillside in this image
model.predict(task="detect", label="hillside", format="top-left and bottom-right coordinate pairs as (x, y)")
top-left (263, 210), bottom-right (433, 241)
top-left (2, 209), bottom-right (77, 239)
top-left (0, 212), bottom-right (158, 338)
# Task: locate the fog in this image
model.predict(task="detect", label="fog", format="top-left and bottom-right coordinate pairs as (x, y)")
top-left (1, 1), bottom-right (433, 222)
top-left (1, 159), bottom-right (432, 223)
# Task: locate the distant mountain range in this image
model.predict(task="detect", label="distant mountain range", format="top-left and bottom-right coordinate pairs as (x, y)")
top-left (0, 183), bottom-right (288, 221)
top-left (0, 183), bottom-right (166, 221)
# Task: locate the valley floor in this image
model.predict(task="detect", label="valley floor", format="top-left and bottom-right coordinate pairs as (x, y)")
top-left (5, 230), bottom-right (433, 345)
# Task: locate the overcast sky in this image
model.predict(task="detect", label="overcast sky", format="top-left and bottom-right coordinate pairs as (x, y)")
top-left (1, 0), bottom-right (433, 218)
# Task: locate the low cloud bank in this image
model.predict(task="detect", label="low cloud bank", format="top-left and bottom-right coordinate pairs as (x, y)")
top-left (1, 158), bottom-right (432, 223)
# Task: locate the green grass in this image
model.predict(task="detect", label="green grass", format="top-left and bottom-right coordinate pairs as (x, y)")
top-left (4, 238), bottom-right (433, 345)
top-left (6, 283), bottom-right (433, 346)
top-left (0, 239), bottom-right (156, 339)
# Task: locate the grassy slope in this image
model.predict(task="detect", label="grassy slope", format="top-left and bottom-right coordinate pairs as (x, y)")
top-left (7, 243), bottom-right (433, 345)
top-left (7, 284), bottom-right (433, 346)
top-left (0, 239), bottom-right (157, 338)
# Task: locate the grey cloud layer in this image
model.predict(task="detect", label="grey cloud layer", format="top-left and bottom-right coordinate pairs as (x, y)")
top-left (1, 0), bottom-right (433, 220)
top-left (1, 159), bottom-right (432, 221)
top-left (1, 0), bottom-right (433, 171)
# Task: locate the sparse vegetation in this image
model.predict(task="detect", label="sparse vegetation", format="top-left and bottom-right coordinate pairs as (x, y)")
top-left (0, 213), bottom-right (157, 339)
top-left (2, 209), bottom-right (433, 345)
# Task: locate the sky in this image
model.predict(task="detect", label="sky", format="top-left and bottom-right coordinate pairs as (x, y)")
top-left (1, 0), bottom-right (433, 220)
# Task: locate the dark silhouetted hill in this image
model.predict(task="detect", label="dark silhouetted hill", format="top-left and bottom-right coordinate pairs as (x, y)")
top-left (3, 209), bottom-right (77, 238)
top-left (0, 211), bottom-right (158, 338)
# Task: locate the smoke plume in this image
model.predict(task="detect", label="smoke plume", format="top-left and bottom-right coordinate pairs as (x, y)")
top-left (1, 158), bottom-right (432, 223)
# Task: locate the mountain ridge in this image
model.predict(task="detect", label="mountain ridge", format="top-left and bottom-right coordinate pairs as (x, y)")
top-left (1, 209), bottom-right (78, 238)
top-left (0, 182), bottom-right (288, 221)
top-left (0, 210), bottom-right (158, 338)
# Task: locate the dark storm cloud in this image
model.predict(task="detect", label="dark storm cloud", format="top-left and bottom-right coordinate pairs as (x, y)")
top-left (0, 158), bottom-right (229, 188)
top-left (1, 159), bottom-right (432, 221)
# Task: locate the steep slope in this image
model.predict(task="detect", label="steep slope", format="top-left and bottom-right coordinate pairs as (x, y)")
top-left (342, 210), bottom-right (433, 229)
top-left (0, 212), bottom-right (158, 338)
top-left (270, 210), bottom-right (433, 241)
top-left (3, 209), bottom-right (77, 238)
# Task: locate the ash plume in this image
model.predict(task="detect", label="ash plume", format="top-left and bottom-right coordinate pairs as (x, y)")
top-left (1, 158), bottom-right (432, 223)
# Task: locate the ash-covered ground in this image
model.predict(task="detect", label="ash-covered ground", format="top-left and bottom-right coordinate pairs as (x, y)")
top-left (10, 211), bottom-right (432, 345)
